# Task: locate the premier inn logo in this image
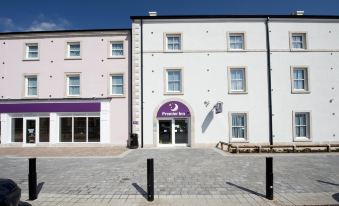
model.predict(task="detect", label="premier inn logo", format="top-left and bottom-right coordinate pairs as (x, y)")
top-left (157, 101), bottom-right (191, 118)
top-left (161, 103), bottom-right (186, 117)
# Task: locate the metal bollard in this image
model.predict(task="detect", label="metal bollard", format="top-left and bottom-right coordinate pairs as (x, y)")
top-left (266, 157), bottom-right (273, 200)
top-left (28, 158), bottom-right (37, 200)
top-left (147, 158), bottom-right (154, 202)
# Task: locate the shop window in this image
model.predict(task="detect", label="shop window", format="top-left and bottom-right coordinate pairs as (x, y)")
top-left (60, 117), bottom-right (72, 142)
top-left (60, 116), bottom-right (100, 142)
top-left (39, 117), bottom-right (50, 142)
top-left (12, 118), bottom-right (23, 142)
top-left (88, 117), bottom-right (100, 142)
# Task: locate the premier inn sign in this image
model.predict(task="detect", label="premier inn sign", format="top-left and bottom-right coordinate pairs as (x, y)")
top-left (157, 101), bottom-right (191, 118)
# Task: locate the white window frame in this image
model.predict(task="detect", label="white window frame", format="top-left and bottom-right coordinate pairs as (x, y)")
top-left (109, 41), bottom-right (125, 58)
top-left (229, 112), bottom-right (249, 142)
top-left (59, 115), bottom-right (100, 143)
top-left (228, 32), bottom-right (245, 51)
top-left (24, 43), bottom-right (39, 60)
top-left (164, 68), bottom-right (183, 94)
top-left (291, 66), bottom-right (310, 93)
top-left (290, 32), bottom-right (307, 50)
top-left (164, 33), bottom-right (182, 52)
top-left (24, 75), bottom-right (38, 97)
top-left (66, 74), bottom-right (81, 97)
top-left (228, 67), bottom-right (248, 94)
top-left (293, 111), bottom-right (312, 142)
top-left (66, 42), bottom-right (81, 59)
top-left (110, 74), bottom-right (125, 96)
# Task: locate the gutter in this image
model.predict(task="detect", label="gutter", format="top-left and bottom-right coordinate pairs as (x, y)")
top-left (265, 17), bottom-right (273, 146)
top-left (140, 19), bottom-right (144, 148)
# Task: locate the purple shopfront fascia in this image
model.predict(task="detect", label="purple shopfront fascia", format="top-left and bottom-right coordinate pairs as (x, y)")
top-left (0, 103), bottom-right (100, 113)
top-left (157, 101), bottom-right (190, 118)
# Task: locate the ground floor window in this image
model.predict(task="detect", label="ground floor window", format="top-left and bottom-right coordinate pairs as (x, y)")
top-left (39, 117), bottom-right (50, 142)
top-left (294, 112), bottom-right (311, 140)
top-left (230, 113), bottom-right (248, 140)
top-left (12, 118), bottom-right (23, 142)
top-left (60, 116), bottom-right (100, 142)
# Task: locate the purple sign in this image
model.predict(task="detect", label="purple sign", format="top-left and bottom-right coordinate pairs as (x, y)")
top-left (0, 103), bottom-right (100, 113)
top-left (157, 101), bottom-right (190, 118)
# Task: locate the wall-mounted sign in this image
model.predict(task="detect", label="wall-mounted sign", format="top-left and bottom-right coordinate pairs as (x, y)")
top-left (157, 101), bottom-right (191, 118)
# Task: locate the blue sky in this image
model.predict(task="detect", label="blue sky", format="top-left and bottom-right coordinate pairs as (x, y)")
top-left (1, 0), bottom-right (339, 32)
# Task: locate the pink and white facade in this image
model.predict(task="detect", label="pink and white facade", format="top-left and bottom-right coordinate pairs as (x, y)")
top-left (0, 30), bottom-right (131, 146)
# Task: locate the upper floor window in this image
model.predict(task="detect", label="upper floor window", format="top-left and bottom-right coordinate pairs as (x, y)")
top-left (294, 112), bottom-right (311, 140)
top-left (166, 69), bottom-right (182, 93)
top-left (228, 67), bottom-right (247, 93)
top-left (230, 113), bottom-right (248, 140)
top-left (66, 74), bottom-right (80, 96)
top-left (67, 42), bottom-right (81, 58)
top-left (166, 34), bottom-right (182, 51)
top-left (110, 42), bottom-right (124, 57)
top-left (110, 74), bottom-right (124, 96)
top-left (25, 75), bottom-right (38, 97)
top-left (229, 33), bottom-right (245, 50)
top-left (25, 43), bottom-right (39, 60)
top-left (291, 33), bottom-right (307, 50)
top-left (291, 67), bottom-right (309, 93)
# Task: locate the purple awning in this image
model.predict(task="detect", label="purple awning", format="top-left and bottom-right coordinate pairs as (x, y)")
top-left (157, 101), bottom-right (190, 118)
top-left (0, 103), bottom-right (101, 113)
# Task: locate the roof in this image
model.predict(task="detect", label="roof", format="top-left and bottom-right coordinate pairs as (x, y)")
top-left (130, 14), bottom-right (339, 20)
top-left (0, 28), bottom-right (131, 36)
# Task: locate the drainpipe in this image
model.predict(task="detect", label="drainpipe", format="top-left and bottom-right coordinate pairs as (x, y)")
top-left (129, 30), bottom-right (133, 137)
top-left (265, 17), bottom-right (273, 146)
top-left (140, 19), bottom-right (144, 148)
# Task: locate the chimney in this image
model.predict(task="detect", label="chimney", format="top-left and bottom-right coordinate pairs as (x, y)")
top-left (149, 11), bottom-right (157, 16)
top-left (292, 10), bottom-right (305, 16)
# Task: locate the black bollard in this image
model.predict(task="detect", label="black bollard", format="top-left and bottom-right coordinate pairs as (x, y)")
top-left (28, 158), bottom-right (37, 200)
top-left (147, 158), bottom-right (154, 202)
top-left (266, 157), bottom-right (273, 200)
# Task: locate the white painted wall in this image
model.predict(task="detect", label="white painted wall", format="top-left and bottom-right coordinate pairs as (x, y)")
top-left (132, 17), bottom-right (339, 147)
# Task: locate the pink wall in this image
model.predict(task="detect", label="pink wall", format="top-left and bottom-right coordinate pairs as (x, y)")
top-left (0, 31), bottom-right (130, 145)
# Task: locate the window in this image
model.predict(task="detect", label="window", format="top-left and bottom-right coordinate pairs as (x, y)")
top-left (291, 33), bottom-right (307, 49)
top-left (66, 74), bottom-right (80, 96)
top-left (39, 118), bottom-right (50, 142)
top-left (67, 42), bottom-right (81, 58)
top-left (229, 68), bottom-right (247, 93)
top-left (110, 42), bottom-right (124, 57)
top-left (12, 118), bottom-right (23, 142)
top-left (294, 112), bottom-right (311, 140)
top-left (25, 76), bottom-right (38, 97)
top-left (291, 67), bottom-right (309, 93)
top-left (111, 74), bottom-right (124, 95)
top-left (60, 116), bottom-right (100, 142)
top-left (229, 33), bottom-right (245, 50)
top-left (166, 34), bottom-right (181, 51)
top-left (231, 113), bottom-right (247, 140)
top-left (166, 69), bottom-right (182, 93)
top-left (25, 43), bottom-right (39, 59)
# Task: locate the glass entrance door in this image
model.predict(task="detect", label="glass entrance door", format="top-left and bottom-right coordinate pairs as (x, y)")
top-left (159, 118), bottom-right (189, 146)
top-left (175, 119), bottom-right (188, 144)
top-left (159, 120), bottom-right (172, 144)
top-left (25, 119), bottom-right (37, 144)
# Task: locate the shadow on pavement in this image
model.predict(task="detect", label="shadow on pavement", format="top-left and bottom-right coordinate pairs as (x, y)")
top-left (317, 180), bottom-right (339, 187)
top-left (37, 182), bottom-right (44, 196)
top-left (19, 201), bottom-right (32, 206)
top-left (332, 193), bottom-right (339, 202)
top-left (132, 183), bottom-right (147, 200)
top-left (226, 182), bottom-right (265, 198)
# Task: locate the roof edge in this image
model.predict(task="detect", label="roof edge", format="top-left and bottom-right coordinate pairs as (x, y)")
top-left (130, 14), bottom-right (339, 20)
top-left (0, 28), bottom-right (131, 36)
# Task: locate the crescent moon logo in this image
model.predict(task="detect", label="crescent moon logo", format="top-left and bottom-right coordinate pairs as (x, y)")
top-left (169, 103), bottom-right (179, 112)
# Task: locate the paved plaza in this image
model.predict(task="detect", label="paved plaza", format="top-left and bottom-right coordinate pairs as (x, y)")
top-left (0, 148), bottom-right (338, 205)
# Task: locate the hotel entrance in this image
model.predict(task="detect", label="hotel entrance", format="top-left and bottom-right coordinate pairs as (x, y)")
top-left (159, 118), bottom-right (189, 145)
top-left (156, 100), bottom-right (191, 147)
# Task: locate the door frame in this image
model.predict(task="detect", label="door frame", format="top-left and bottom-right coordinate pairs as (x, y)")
top-left (23, 117), bottom-right (39, 144)
top-left (157, 117), bottom-right (190, 147)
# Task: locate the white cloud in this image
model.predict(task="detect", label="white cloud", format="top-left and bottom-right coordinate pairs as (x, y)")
top-left (0, 15), bottom-right (71, 32)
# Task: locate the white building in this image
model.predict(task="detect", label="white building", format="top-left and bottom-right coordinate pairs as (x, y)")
top-left (131, 13), bottom-right (339, 147)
